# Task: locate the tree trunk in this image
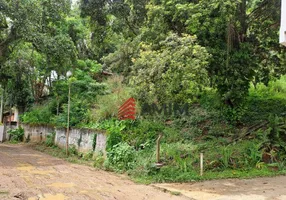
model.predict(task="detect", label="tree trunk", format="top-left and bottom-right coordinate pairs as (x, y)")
top-left (238, 0), bottom-right (247, 44)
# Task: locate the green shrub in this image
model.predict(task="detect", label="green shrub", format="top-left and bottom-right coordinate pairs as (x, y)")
top-left (93, 152), bottom-right (105, 168)
top-left (54, 101), bottom-right (90, 127)
top-left (129, 149), bottom-right (158, 177)
top-left (161, 142), bottom-right (198, 172)
top-left (83, 151), bottom-right (94, 161)
top-left (244, 142), bottom-right (263, 168)
top-left (199, 89), bottom-right (221, 110)
top-left (45, 132), bottom-right (56, 147)
top-left (8, 127), bottom-right (24, 143)
top-left (68, 145), bottom-right (78, 156)
top-left (123, 120), bottom-right (165, 149)
top-left (222, 103), bottom-right (248, 124)
top-left (21, 100), bottom-right (56, 125)
top-left (220, 146), bottom-right (233, 169)
top-left (106, 121), bottom-right (126, 151)
top-left (243, 76), bottom-right (286, 124)
top-left (106, 142), bottom-right (136, 171)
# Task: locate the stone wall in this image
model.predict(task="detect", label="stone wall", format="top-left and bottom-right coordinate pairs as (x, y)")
top-left (22, 124), bottom-right (107, 153)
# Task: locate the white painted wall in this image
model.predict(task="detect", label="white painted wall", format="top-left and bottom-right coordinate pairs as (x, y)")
top-left (22, 124), bottom-right (107, 153)
top-left (280, 0), bottom-right (286, 46)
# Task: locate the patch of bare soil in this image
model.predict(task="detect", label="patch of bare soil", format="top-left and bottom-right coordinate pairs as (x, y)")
top-left (154, 176), bottom-right (286, 200)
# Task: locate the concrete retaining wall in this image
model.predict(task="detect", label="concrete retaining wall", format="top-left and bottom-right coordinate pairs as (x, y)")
top-left (22, 124), bottom-right (107, 153)
top-left (2, 123), bottom-right (18, 141)
top-left (22, 124), bottom-right (54, 142)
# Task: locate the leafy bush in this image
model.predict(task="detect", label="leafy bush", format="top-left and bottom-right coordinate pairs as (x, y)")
top-left (45, 132), bottom-right (56, 147)
top-left (220, 146), bottom-right (233, 169)
top-left (107, 129), bottom-right (123, 152)
top-left (94, 153), bottom-right (106, 168)
top-left (54, 100), bottom-right (90, 127)
top-left (68, 145), bottom-right (78, 156)
top-left (243, 76), bottom-right (286, 124)
top-left (8, 127), bottom-right (24, 143)
top-left (222, 103), bottom-right (248, 124)
top-left (106, 142), bottom-right (136, 171)
top-left (83, 151), bottom-right (94, 161)
top-left (244, 142), bottom-right (263, 168)
top-left (161, 142), bottom-right (198, 172)
top-left (103, 120), bottom-right (127, 151)
top-left (123, 120), bottom-right (165, 149)
top-left (21, 102), bottom-right (55, 125)
top-left (128, 148), bottom-right (157, 177)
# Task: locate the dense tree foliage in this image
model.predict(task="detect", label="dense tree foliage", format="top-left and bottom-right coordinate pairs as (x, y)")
top-left (82, 0), bottom-right (285, 107)
top-left (0, 0), bottom-right (80, 112)
top-left (130, 33), bottom-right (210, 104)
top-left (0, 0), bottom-right (285, 184)
top-left (0, 0), bottom-right (285, 122)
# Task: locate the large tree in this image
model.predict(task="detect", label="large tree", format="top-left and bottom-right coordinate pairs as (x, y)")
top-left (0, 0), bottom-right (76, 111)
top-left (86, 0), bottom-right (285, 108)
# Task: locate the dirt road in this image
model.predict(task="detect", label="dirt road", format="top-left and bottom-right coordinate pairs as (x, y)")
top-left (2, 144), bottom-right (286, 200)
top-left (0, 144), bottom-right (188, 200)
top-left (154, 176), bottom-right (286, 200)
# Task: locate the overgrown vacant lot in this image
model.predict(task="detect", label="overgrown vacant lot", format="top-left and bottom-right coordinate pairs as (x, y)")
top-left (1, 0), bottom-right (286, 198)
top-left (14, 76), bottom-right (286, 183)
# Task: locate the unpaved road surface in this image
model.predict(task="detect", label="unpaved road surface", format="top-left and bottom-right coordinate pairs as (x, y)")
top-left (154, 176), bottom-right (286, 200)
top-left (0, 144), bottom-right (188, 200)
top-left (2, 144), bottom-right (286, 200)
